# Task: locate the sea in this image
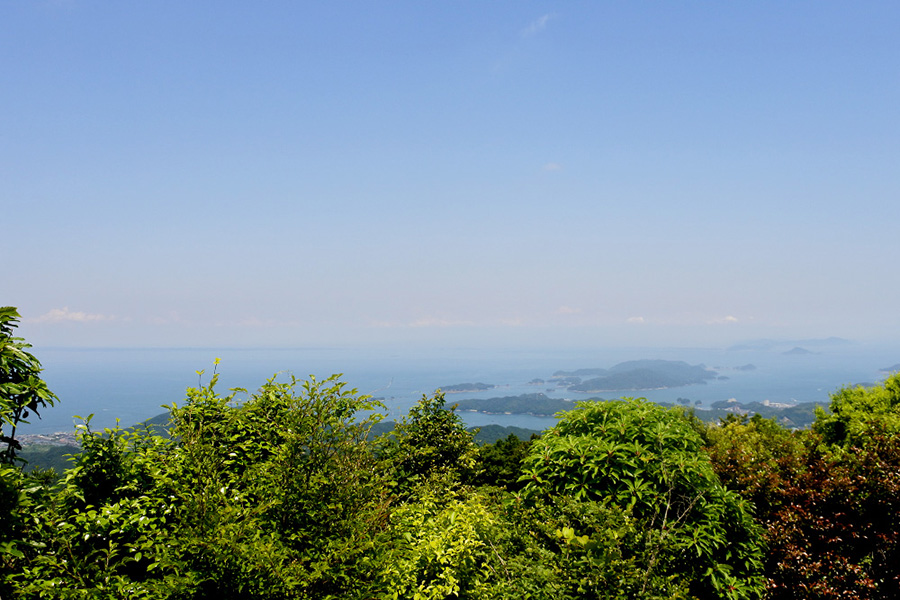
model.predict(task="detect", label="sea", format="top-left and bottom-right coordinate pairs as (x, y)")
top-left (17, 341), bottom-right (900, 436)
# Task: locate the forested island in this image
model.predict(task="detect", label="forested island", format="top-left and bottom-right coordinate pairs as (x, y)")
top-left (559, 359), bottom-right (717, 392)
top-left (3, 308), bottom-right (900, 599)
top-left (453, 393), bottom-right (580, 417)
top-left (439, 382), bottom-right (495, 393)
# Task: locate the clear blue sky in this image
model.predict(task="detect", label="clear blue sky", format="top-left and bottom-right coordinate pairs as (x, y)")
top-left (4, 1), bottom-right (899, 349)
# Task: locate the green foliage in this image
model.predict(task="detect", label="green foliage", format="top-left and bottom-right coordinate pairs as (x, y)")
top-left (165, 370), bottom-right (389, 599)
top-left (9, 421), bottom-right (182, 599)
top-left (757, 376), bottom-right (900, 598)
top-left (0, 463), bottom-right (36, 597)
top-left (704, 414), bottom-right (807, 514)
top-left (0, 307), bottom-right (62, 597)
top-left (516, 495), bottom-right (693, 599)
top-left (377, 490), bottom-right (508, 599)
top-left (380, 391), bottom-right (478, 498)
top-left (0, 307), bottom-right (58, 464)
top-left (18, 444), bottom-right (80, 475)
top-left (469, 424), bottom-right (540, 445)
top-left (522, 398), bottom-right (765, 599)
top-left (471, 433), bottom-right (533, 491)
top-left (704, 377), bottom-right (900, 598)
top-left (3, 367), bottom-right (392, 599)
top-left (814, 373), bottom-right (900, 446)
top-left (29, 426), bottom-right (172, 593)
top-left (760, 436), bottom-right (900, 599)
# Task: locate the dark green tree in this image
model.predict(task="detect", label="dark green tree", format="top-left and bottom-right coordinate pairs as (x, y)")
top-left (471, 432), bottom-right (533, 491)
top-left (0, 307), bottom-right (58, 464)
top-left (379, 391), bottom-right (478, 499)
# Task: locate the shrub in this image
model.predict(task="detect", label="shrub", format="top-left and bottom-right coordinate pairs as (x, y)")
top-left (522, 398), bottom-right (765, 600)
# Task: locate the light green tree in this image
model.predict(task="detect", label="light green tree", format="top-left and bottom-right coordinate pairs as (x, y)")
top-left (814, 373), bottom-right (900, 446)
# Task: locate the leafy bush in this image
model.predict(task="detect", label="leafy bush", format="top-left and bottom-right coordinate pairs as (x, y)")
top-left (522, 398), bottom-right (765, 599)
top-left (705, 376), bottom-right (900, 598)
top-left (514, 495), bottom-right (693, 599)
top-left (3, 366), bottom-right (393, 599)
top-left (165, 371), bottom-right (389, 599)
top-left (377, 490), bottom-right (510, 599)
top-left (814, 374), bottom-right (900, 447)
top-left (9, 421), bottom-right (183, 599)
top-left (761, 436), bottom-right (900, 599)
top-left (704, 414), bottom-right (807, 516)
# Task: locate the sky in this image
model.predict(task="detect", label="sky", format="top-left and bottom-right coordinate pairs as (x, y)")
top-left (3, 1), bottom-right (900, 350)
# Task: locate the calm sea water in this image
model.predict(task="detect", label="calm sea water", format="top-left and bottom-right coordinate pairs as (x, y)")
top-left (18, 343), bottom-right (900, 435)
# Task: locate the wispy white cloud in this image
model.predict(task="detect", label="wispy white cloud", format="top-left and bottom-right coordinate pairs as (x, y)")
top-left (542, 162), bottom-right (563, 172)
top-left (708, 315), bottom-right (740, 325)
top-left (29, 307), bottom-right (116, 324)
top-left (521, 13), bottom-right (555, 37)
top-left (627, 316), bottom-right (646, 324)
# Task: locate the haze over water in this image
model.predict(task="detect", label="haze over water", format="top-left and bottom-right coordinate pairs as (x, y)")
top-left (21, 341), bottom-right (899, 435)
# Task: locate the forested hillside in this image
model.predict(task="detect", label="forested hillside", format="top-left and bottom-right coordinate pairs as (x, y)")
top-left (3, 307), bottom-right (900, 599)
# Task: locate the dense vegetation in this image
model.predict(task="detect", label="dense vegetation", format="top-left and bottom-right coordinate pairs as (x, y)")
top-left (2, 307), bottom-right (900, 598)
